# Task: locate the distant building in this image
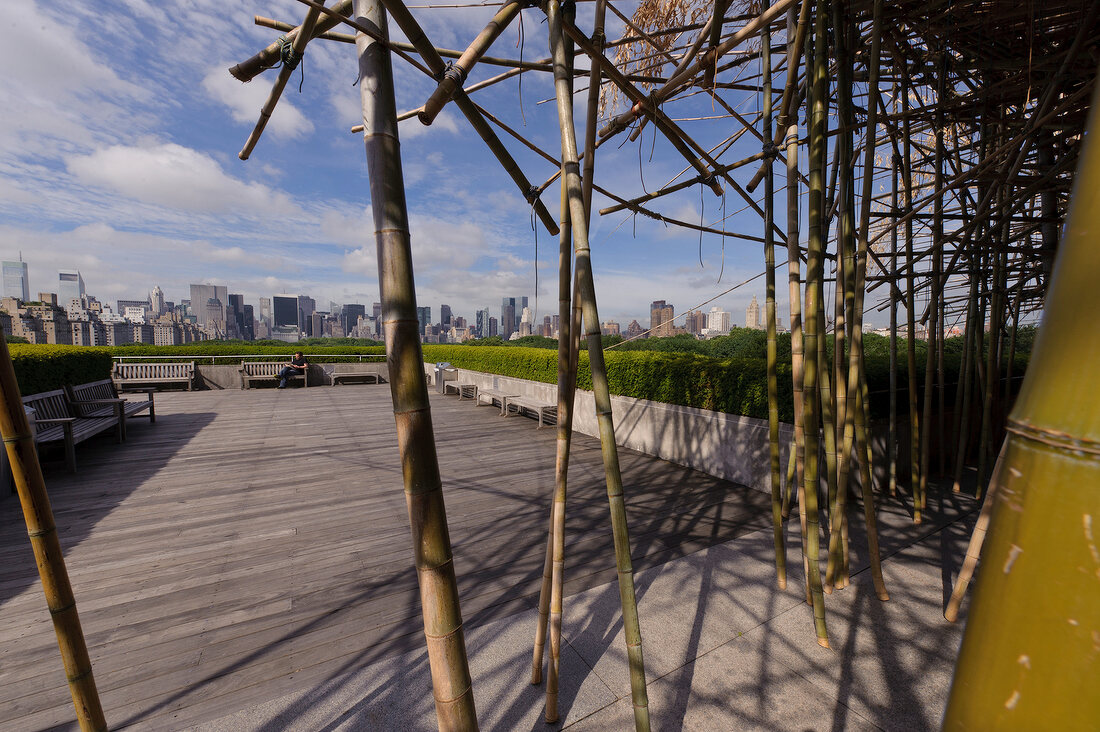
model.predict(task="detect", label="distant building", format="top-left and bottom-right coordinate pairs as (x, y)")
top-left (746, 295), bottom-right (762, 330)
top-left (272, 294), bottom-right (300, 340)
top-left (627, 320), bottom-right (644, 339)
top-left (58, 271), bottom-right (85, 309)
top-left (601, 321), bottom-right (621, 336)
top-left (489, 316), bottom-right (498, 337)
top-left (501, 297), bottom-right (517, 341)
top-left (189, 284), bottom-right (226, 329)
top-left (476, 308), bottom-right (490, 338)
top-left (150, 285), bottom-right (165, 317)
top-left (683, 309), bottom-right (706, 335)
top-left (650, 300), bottom-right (674, 337)
top-left (416, 306), bottom-right (431, 336)
top-left (258, 297), bottom-right (272, 325)
top-left (2, 260), bottom-right (29, 302)
top-left (706, 306), bottom-right (731, 337)
top-left (440, 304), bottom-right (452, 329)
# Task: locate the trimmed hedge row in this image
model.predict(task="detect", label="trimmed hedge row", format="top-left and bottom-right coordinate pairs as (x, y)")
top-left (9, 345), bottom-right (114, 396)
top-left (106, 344), bottom-right (386, 363)
top-left (423, 346), bottom-right (796, 421)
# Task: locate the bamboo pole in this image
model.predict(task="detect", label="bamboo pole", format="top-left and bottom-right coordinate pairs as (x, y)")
top-left (231, 0), bottom-right (352, 82)
top-left (548, 2), bottom-right (650, 725)
top-left (800, 0), bottom-right (829, 647)
top-left (761, 25), bottom-right (786, 589)
top-left (783, 2), bottom-right (805, 526)
top-left (0, 332), bottom-right (106, 730)
top-left (944, 78), bottom-right (1100, 727)
top-left (373, 0), bottom-right (558, 235)
top-left (354, 3), bottom-right (477, 728)
top-left (900, 63), bottom-right (921, 522)
top-left (419, 0), bottom-right (522, 125)
top-left (239, 3), bottom-right (322, 160)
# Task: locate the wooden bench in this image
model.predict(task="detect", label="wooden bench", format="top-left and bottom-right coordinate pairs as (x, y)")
top-left (239, 361), bottom-right (309, 389)
top-left (504, 395), bottom-right (557, 428)
top-left (321, 364), bottom-right (383, 386)
top-left (442, 381), bottom-right (478, 400)
top-left (475, 388), bottom-right (518, 416)
top-left (66, 379), bottom-right (154, 442)
top-left (22, 389), bottom-right (121, 473)
top-left (113, 361), bottom-right (194, 391)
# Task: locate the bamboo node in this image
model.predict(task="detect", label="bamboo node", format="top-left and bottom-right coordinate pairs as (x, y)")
top-left (279, 37), bottom-right (303, 71)
top-left (28, 526), bottom-right (57, 539)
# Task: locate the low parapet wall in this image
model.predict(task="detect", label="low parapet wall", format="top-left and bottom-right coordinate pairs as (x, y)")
top-left (442, 366), bottom-right (907, 495)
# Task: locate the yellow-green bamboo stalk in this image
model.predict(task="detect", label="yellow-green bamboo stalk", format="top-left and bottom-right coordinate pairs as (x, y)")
top-left (945, 440), bottom-right (1006, 622)
top-left (761, 20), bottom-right (786, 590)
top-left (354, 3), bottom-right (477, 728)
top-left (951, 270), bottom-right (980, 492)
top-left (783, 1), bottom-right (805, 526)
top-left (543, 7), bottom-right (577, 719)
top-left (800, 0), bottom-right (830, 647)
top-left (548, 1), bottom-right (649, 726)
top-left (0, 332), bottom-right (107, 730)
top-left (944, 81), bottom-right (1100, 727)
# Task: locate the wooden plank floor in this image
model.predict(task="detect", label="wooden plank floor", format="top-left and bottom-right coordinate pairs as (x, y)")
top-left (0, 386), bottom-right (773, 730)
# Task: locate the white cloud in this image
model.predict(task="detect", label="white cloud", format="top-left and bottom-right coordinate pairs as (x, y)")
top-left (201, 68), bottom-right (315, 141)
top-left (66, 143), bottom-right (299, 216)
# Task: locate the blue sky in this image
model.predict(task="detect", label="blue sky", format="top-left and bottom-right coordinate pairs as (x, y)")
top-left (1, 0), bottom-right (823, 330)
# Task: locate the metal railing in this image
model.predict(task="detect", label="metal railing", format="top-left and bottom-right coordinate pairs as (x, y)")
top-left (111, 353), bottom-right (387, 366)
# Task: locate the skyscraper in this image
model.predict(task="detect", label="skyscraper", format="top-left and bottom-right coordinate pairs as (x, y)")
top-left (189, 284), bottom-right (227, 327)
top-left (259, 297), bottom-right (271, 325)
top-left (440, 304), bottom-right (452, 328)
top-left (476, 308), bottom-right (490, 338)
top-left (417, 306), bottom-right (431, 335)
top-left (343, 303), bottom-right (366, 336)
top-left (2, 260), bottom-right (29, 301)
top-left (650, 300), bottom-right (674, 337)
top-left (150, 285), bottom-right (165, 317)
top-left (298, 295), bottom-right (315, 337)
top-left (707, 306), bottom-right (731, 335)
top-left (501, 297), bottom-right (517, 340)
top-left (272, 294), bottom-right (299, 330)
top-left (58, 271), bottom-right (85, 308)
top-left (746, 295), bottom-right (762, 330)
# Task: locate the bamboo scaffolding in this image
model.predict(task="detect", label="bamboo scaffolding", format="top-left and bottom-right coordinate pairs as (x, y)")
top-left (354, 2), bottom-right (477, 728)
top-left (548, 2), bottom-right (650, 725)
top-left (0, 332), bottom-right (107, 730)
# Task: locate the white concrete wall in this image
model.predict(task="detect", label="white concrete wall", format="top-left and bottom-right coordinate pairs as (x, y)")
top-left (440, 366), bottom-right (908, 495)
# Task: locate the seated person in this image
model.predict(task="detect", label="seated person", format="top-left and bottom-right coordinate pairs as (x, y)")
top-left (277, 352), bottom-right (308, 388)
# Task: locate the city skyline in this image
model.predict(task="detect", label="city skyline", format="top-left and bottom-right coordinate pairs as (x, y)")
top-left (0, 0), bottom-right (837, 342)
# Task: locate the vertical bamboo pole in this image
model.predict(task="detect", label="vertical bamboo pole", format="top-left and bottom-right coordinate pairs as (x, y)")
top-left (542, 3), bottom-right (577, 719)
top-left (548, 1), bottom-right (650, 726)
top-left (849, 0), bottom-right (887, 600)
top-left (951, 269), bottom-right (980, 492)
top-left (900, 65), bottom-right (921, 521)
top-left (944, 79), bottom-right (1100, 729)
top-left (784, 3), bottom-right (806, 531)
top-left (888, 132), bottom-right (899, 496)
top-left (761, 19), bottom-right (786, 590)
top-left (801, 0), bottom-right (830, 647)
top-left (0, 333), bottom-right (106, 730)
top-left (354, 3), bottom-right (477, 728)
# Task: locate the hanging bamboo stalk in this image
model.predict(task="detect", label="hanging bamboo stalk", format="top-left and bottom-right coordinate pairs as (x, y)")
top-left (761, 24), bottom-right (786, 589)
top-left (548, 2), bottom-right (650, 725)
top-left (800, 0), bottom-right (829, 647)
top-left (232, 0), bottom-right (352, 82)
top-left (354, 2), bottom-right (477, 728)
top-left (0, 332), bottom-right (106, 730)
top-left (944, 83), bottom-right (1100, 727)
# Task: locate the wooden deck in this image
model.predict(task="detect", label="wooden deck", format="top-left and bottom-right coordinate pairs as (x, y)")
top-left (0, 386), bottom-right (773, 730)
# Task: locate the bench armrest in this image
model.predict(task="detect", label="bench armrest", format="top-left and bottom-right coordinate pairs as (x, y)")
top-left (71, 398), bottom-right (125, 404)
top-left (34, 417), bottom-right (77, 424)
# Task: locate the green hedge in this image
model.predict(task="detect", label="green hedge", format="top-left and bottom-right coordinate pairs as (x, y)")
top-left (422, 346), bottom-right (795, 421)
top-left (9, 345), bottom-right (114, 395)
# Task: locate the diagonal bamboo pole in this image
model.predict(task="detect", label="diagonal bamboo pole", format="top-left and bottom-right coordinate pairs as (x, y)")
top-left (239, 3), bottom-right (322, 160)
top-left (548, 2), bottom-right (650, 726)
top-left (0, 333), bottom-right (107, 730)
top-left (372, 0), bottom-right (558, 235)
top-left (354, 2), bottom-right (477, 728)
top-left (419, 0), bottom-right (522, 125)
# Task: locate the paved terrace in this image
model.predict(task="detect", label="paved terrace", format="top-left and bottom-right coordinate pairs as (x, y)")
top-left (0, 385), bottom-right (977, 730)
